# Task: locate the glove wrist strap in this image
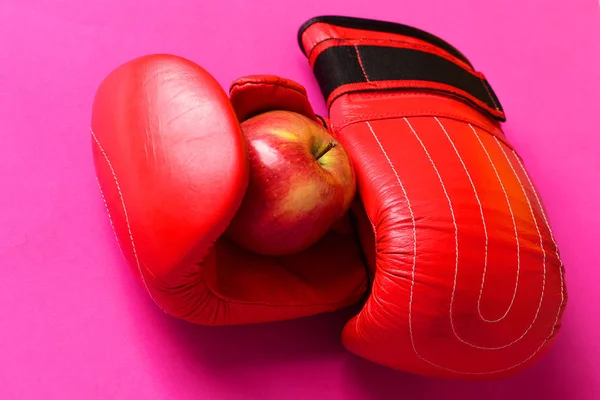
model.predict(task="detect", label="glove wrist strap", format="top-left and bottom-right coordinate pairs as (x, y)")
top-left (299, 16), bottom-right (506, 122)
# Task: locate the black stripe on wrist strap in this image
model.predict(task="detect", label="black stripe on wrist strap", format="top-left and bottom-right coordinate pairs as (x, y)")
top-left (313, 45), bottom-right (504, 121)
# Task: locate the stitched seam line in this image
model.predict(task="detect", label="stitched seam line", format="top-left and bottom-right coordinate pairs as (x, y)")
top-left (90, 128), bottom-right (164, 312)
top-left (96, 176), bottom-right (124, 257)
top-left (470, 123), bottom-right (521, 322)
top-left (354, 44), bottom-right (370, 82)
top-left (437, 117), bottom-right (547, 350)
top-left (332, 112), bottom-right (512, 150)
top-left (360, 119), bottom-right (563, 374)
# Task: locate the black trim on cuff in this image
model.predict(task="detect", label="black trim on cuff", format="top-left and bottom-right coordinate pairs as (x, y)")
top-left (298, 15), bottom-right (472, 68)
top-left (313, 45), bottom-right (503, 117)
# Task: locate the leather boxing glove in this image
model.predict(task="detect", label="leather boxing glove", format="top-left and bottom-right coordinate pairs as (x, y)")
top-left (90, 54), bottom-right (367, 326)
top-left (298, 16), bottom-right (567, 379)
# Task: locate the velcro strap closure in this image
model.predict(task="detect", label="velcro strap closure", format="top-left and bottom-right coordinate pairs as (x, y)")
top-left (313, 44), bottom-right (505, 122)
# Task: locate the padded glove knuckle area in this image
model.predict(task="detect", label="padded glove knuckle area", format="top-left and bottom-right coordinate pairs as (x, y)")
top-left (91, 54), bottom-right (368, 326)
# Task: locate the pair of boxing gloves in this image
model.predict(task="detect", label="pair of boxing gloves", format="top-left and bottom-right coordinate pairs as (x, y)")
top-left (91, 16), bottom-right (567, 379)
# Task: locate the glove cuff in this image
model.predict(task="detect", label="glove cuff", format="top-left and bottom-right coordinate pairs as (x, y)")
top-left (229, 75), bottom-right (320, 123)
top-left (298, 15), bottom-right (505, 122)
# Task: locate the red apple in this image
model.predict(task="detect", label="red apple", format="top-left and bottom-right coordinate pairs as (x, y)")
top-left (225, 110), bottom-right (356, 256)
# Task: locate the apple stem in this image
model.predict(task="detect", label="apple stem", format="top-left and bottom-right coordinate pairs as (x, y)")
top-left (315, 141), bottom-right (338, 160)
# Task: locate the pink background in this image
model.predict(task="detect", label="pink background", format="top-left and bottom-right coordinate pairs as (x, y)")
top-left (1, 0), bottom-right (599, 398)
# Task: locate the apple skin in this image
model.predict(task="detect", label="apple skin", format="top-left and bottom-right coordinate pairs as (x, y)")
top-left (225, 110), bottom-right (356, 256)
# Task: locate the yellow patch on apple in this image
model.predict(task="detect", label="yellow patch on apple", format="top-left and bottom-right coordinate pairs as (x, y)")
top-left (278, 180), bottom-right (321, 216)
top-left (270, 128), bottom-right (298, 141)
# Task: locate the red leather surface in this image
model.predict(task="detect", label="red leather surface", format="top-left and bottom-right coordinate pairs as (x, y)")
top-left (230, 75), bottom-right (319, 123)
top-left (91, 54), bottom-right (367, 326)
top-left (301, 21), bottom-right (567, 379)
top-left (326, 80), bottom-right (505, 124)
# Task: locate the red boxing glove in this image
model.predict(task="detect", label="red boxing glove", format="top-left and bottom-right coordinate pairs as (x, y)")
top-left (298, 16), bottom-right (567, 379)
top-left (90, 55), bottom-right (367, 326)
